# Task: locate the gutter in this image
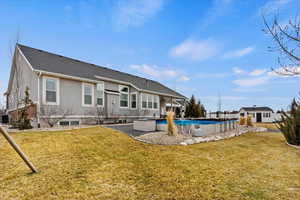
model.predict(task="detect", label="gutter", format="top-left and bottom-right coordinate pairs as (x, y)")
top-left (37, 71), bottom-right (42, 127)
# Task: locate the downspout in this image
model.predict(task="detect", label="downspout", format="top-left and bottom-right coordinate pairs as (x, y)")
top-left (37, 71), bottom-right (42, 128)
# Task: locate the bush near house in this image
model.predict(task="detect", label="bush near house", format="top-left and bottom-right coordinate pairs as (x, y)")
top-left (277, 98), bottom-right (300, 146)
top-left (16, 87), bottom-right (33, 130)
top-left (246, 115), bottom-right (253, 127)
top-left (239, 117), bottom-right (245, 125)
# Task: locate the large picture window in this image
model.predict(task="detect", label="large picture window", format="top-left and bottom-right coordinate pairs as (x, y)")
top-left (131, 93), bottom-right (137, 109)
top-left (148, 94), bottom-right (153, 109)
top-left (43, 77), bottom-right (59, 105)
top-left (141, 93), bottom-right (159, 110)
top-left (119, 85), bottom-right (129, 108)
top-left (141, 93), bottom-right (147, 109)
top-left (154, 95), bottom-right (159, 109)
top-left (82, 83), bottom-right (94, 107)
top-left (96, 82), bottom-right (104, 106)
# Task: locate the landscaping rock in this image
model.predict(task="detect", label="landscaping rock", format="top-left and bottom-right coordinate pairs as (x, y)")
top-left (185, 139), bottom-right (194, 145)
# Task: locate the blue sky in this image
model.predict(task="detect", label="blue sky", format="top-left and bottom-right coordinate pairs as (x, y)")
top-left (1, 0), bottom-right (300, 111)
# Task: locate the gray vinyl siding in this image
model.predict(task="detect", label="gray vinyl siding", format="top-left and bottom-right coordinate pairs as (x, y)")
top-left (7, 49), bottom-right (38, 110)
top-left (40, 76), bottom-right (160, 118)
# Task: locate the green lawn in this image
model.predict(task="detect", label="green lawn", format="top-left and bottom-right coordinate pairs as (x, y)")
top-left (0, 126), bottom-right (299, 200)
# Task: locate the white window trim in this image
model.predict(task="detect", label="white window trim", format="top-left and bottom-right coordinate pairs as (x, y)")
top-left (96, 81), bottom-right (105, 107)
top-left (42, 76), bottom-right (60, 105)
top-left (82, 82), bottom-right (94, 107)
top-left (130, 92), bottom-right (138, 110)
top-left (141, 93), bottom-right (147, 110)
top-left (153, 95), bottom-right (160, 110)
top-left (119, 85), bottom-right (129, 108)
top-left (140, 93), bottom-right (159, 110)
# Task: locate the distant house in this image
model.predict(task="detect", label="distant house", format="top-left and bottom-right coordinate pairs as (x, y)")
top-left (5, 44), bottom-right (186, 127)
top-left (239, 106), bottom-right (275, 123)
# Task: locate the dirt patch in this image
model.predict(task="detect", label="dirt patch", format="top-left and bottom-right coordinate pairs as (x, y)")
top-left (135, 131), bottom-right (193, 145)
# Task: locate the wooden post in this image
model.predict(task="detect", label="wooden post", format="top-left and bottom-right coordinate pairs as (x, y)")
top-left (0, 126), bottom-right (38, 173)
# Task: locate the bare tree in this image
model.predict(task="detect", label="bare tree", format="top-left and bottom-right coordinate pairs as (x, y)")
top-left (40, 105), bottom-right (72, 127)
top-left (263, 14), bottom-right (300, 76)
top-left (8, 30), bottom-right (22, 123)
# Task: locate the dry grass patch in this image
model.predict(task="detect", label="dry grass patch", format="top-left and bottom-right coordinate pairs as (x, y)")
top-left (255, 123), bottom-right (279, 130)
top-left (0, 126), bottom-right (300, 200)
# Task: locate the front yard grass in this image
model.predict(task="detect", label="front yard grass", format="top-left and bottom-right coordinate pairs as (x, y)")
top-left (0, 126), bottom-right (299, 200)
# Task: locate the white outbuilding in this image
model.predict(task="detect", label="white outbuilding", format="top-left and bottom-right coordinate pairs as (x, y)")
top-left (239, 106), bottom-right (275, 123)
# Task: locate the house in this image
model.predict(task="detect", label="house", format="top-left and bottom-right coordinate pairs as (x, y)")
top-left (5, 44), bottom-right (186, 127)
top-left (239, 106), bottom-right (275, 123)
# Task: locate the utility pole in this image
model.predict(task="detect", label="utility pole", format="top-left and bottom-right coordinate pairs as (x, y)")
top-left (217, 92), bottom-right (222, 119)
top-left (0, 126), bottom-right (38, 173)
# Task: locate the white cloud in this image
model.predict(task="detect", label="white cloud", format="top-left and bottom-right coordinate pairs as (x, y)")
top-left (170, 39), bottom-right (220, 61)
top-left (232, 67), bottom-right (246, 75)
top-left (130, 64), bottom-right (179, 78)
top-left (232, 76), bottom-right (270, 87)
top-left (223, 46), bottom-right (255, 59)
top-left (177, 76), bottom-right (190, 82)
top-left (249, 69), bottom-right (267, 76)
top-left (196, 72), bottom-right (230, 78)
top-left (202, 96), bottom-right (248, 101)
top-left (200, 0), bottom-right (235, 29)
top-left (233, 87), bottom-right (267, 93)
top-left (258, 0), bottom-right (293, 15)
top-left (270, 66), bottom-right (300, 76)
top-left (112, 0), bottom-right (165, 29)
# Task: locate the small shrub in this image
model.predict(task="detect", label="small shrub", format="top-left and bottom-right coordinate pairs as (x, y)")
top-left (246, 115), bottom-right (253, 126)
top-left (166, 111), bottom-right (178, 136)
top-left (239, 117), bottom-right (245, 125)
top-left (17, 87), bottom-right (33, 130)
top-left (277, 98), bottom-right (300, 146)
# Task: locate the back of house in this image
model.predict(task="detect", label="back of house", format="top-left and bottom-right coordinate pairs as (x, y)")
top-left (5, 44), bottom-right (186, 127)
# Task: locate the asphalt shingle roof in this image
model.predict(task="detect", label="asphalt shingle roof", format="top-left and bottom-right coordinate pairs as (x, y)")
top-left (18, 44), bottom-right (185, 98)
top-left (240, 106), bottom-right (274, 112)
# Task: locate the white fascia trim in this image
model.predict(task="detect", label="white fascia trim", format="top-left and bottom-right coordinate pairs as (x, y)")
top-left (32, 71), bottom-right (185, 99)
top-left (82, 82), bottom-right (95, 107)
top-left (94, 75), bottom-right (185, 99)
top-left (96, 75), bottom-right (139, 90)
top-left (17, 46), bottom-right (34, 71)
top-left (42, 76), bottom-right (60, 106)
top-left (34, 70), bottom-right (99, 84)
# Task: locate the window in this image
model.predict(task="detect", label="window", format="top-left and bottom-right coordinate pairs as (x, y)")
top-left (119, 85), bottom-right (129, 108)
top-left (264, 112), bottom-right (270, 118)
top-left (59, 121), bottom-right (70, 126)
top-left (141, 93), bottom-right (147, 109)
top-left (70, 121), bottom-right (80, 126)
top-left (148, 94), bottom-right (153, 109)
top-left (131, 93), bottom-right (137, 109)
top-left (154, 95), bottom-right (159, 109)
top-left (140, 93), bottom-right (159, 110)
top-left (43, 77), bottom-right (59, 105)
top-left (82, 83), bottom-right (94, 106)
top-left (96, 82), bottom-right (104, 106)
